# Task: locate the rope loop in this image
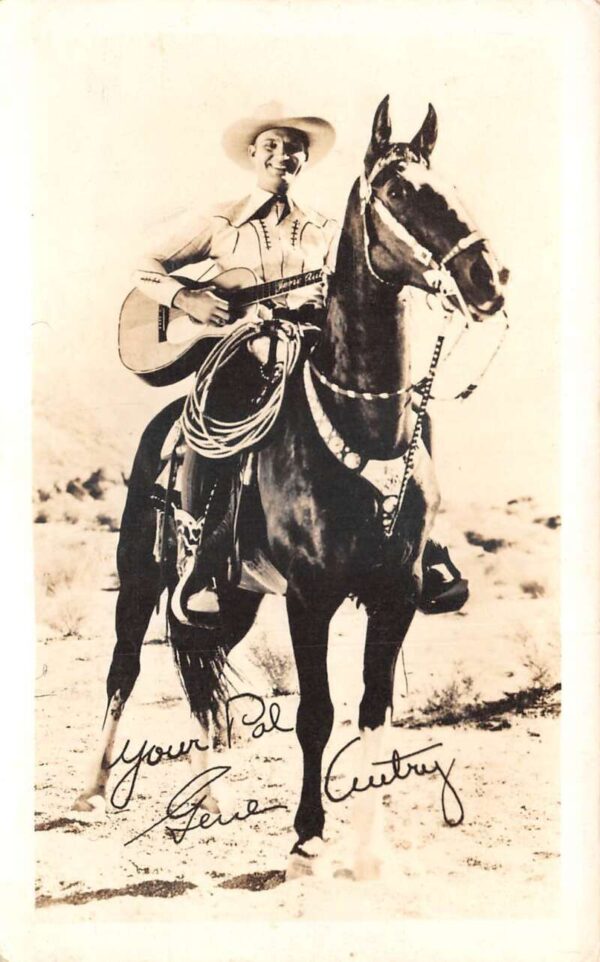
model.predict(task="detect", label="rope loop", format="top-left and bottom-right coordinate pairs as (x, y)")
top-left (181, 319), bottom-right (302, 459)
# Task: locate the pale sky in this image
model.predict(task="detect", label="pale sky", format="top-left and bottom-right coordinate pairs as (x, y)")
top-left (31, 0), bottom-right (567, 507)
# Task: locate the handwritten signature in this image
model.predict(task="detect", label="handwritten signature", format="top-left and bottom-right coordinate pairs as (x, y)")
top-left (108, 692), bottom-right (293, 812)
top-left (324, 736), bottom-right (464, 827)
top-left (124, 767), bottom-right (287, 846)
top-left (107, 692), bottom-right (292, 845)
top-left (108, 693), bottom-right (465, 845)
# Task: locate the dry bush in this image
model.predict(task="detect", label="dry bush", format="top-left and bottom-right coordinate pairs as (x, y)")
top-left (36, 540), bottom-right (98, 640)
top-left (247, 640), bottom-right (298, 697)
top-left (423, 673), bottom-right (481, 723)
top-left (515, 630), bottom-right (553, 689)
top-left (95, 512), bottom-right (120, 532)
top-left (45, 592), bottom-right (87, 639)
top-left (520, 579), bottom-right (546, 599)
top-left (38, 543), bottom-right (95, 597)
top-left (464, 531), bottom-right (508, 553)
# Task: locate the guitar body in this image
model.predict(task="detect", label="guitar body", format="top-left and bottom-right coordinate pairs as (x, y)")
top-left (118, 265), bottom-right (260, 386)
top-left (118, 263), bottom-right (324, 386)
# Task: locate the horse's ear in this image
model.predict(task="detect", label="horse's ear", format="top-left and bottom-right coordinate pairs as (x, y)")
top-left (365, 95), bottom-right (392, 171)
top-left (410, 104), bottom-right (438, 164)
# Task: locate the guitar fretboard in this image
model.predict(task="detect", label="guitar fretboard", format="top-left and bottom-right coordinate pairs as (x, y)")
top-left (230, 269), bottom-right (324, 307)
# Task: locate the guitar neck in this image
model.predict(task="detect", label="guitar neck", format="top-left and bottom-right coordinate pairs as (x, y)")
top-left (177, 268), bottom-right (324, 306)
top-left (233, 269), bottom-right (324, 306)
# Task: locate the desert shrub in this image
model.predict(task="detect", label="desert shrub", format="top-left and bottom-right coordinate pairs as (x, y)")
top-left (96, 512), bottom-right (120, 532)
top-left (247, 642), bottom-right (298, 697)
top-left (522, 651), bottom-right (551, 688)
top-left (514, 628), bottom-right (554, 689)
top-left (464, 531), bottom-right (508, 553)
top-left (520, 579), bottom-right (546, 599)
top-left (66, 479), bottom-right (86, 500)
top-left (516, 634), bottom-right (552, 688)
top-left (38, 542), bottom-right (96, 598)
top-left (38, 552), bottom-right (94, 640)
top-left (423, 674), bottom-right (481, 723)
top-left (45, 594), bottom-right (86, 639)
top-left (534, 515), bottom-right (561, 529)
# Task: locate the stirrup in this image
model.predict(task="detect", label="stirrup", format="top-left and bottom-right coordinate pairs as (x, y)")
top-left (170, 508), bottom-right (220, 628)
top-left (418, 542), bottom-right (469, 615)
top-left (171, 561), bottom-right (221, 629)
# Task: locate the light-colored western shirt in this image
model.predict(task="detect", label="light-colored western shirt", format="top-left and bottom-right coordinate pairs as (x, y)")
top-left (133, 187), bottom-right (340, 313)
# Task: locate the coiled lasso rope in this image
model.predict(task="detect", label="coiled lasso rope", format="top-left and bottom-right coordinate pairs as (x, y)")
top-left (181, 319), bottom-right (303, 459)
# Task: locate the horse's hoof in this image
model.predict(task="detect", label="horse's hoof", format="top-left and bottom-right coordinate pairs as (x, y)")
top-left (71, 794), bottom-right (107, 821)
top-left (285, 837), bottom-right (326, 881)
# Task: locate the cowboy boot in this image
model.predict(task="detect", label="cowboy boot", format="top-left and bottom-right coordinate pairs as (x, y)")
top-left (418, 540), bottom-right (469, 614)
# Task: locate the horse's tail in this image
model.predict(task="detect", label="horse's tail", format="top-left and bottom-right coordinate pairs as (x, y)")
top-left (167, 619), bottom-right (232, 730)
top-left (166, 586), bottom-right (262, 730)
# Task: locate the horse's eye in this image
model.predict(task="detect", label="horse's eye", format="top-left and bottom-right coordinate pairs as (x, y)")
top-left (387, 183), bottom-right (406, 201)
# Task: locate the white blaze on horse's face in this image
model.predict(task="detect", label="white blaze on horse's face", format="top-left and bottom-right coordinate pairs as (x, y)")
top-left (374, 158), bottom-right (508, 318)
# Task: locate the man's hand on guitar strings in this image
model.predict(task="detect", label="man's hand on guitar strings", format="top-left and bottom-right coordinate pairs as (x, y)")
top-left (173, 288), bottom-right (231, 326)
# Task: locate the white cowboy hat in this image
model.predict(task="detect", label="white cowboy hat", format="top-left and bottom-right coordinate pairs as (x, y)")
top-left (222, 101), bottom-right (335, 169)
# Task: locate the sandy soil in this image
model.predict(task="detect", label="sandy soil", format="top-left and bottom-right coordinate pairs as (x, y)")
top-left (34, 484), bottom-right (561, 923)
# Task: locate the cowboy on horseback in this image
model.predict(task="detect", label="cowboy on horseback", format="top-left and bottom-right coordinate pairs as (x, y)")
top-left (130, 102), bottom-right (468, 626)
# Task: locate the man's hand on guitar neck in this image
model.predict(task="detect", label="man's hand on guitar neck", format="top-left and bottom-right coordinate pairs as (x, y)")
top-left (173, 288), bottom-right (230, 326)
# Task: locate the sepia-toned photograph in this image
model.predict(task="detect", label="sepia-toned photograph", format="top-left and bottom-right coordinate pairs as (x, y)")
top-left (3, 0), bottom-right (598, 959)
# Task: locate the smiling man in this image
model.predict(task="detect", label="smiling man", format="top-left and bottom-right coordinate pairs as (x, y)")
top-left (133, 103), bottom-right (340, 624)
top-left (134, 103), bottom-right (339, 335)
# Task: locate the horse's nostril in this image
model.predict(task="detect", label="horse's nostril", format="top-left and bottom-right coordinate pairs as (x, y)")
top-left (498, 267), bottom-right (510, 285)
top-left (487, 294), bottom-right (504, 314)
top-left (470, 259), bottom-right (492, 288)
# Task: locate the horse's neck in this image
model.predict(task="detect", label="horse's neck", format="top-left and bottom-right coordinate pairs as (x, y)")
top-left (314, 183), bottom-right (413, 459)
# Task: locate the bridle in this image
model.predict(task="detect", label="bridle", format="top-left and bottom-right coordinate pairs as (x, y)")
top-left (309, 148), bottom-right (508, 403)
top-left (305, 148), bottom-right (509, 536)
top-left (358, 151), bottom-right (492, 319)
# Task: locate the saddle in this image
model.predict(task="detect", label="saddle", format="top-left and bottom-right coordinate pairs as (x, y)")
top-left (228, 453), bottom-right (288, 595)
top-left (152, 439), bottom-right (287, 600)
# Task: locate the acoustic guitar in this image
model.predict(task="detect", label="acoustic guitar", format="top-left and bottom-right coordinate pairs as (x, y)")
top-left (118, 263), bottom-right (324, 386)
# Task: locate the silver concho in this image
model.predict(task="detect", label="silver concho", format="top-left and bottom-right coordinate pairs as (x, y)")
top-left (344, 451), bottom-right (362, 470)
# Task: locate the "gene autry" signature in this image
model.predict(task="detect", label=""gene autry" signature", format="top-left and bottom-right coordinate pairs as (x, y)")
top-left (124, 767), bottom-right (287, 846)
top-left (324, 736), bottom-right (465, 827)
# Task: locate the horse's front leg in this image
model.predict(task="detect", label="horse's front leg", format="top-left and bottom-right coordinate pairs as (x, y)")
top-left (285, 589), bottom-right (338, 877)
top-left (353, 599), bottom-right (416, 879)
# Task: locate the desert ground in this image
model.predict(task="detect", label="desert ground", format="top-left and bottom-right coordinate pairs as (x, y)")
top-left (33, 395), bottom-right (560, 924)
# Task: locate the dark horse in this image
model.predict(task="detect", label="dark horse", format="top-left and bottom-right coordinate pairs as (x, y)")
top-left (74, 98), bottom-right (507, 875)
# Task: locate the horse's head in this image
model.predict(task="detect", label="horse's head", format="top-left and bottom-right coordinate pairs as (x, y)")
top-left (362, 96), bottom-right (508, 320)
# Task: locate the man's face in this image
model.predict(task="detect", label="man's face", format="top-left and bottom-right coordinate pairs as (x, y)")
top-left (248, 127), bottom-right (308, 194)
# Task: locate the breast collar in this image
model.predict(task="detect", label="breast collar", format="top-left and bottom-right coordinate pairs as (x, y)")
top-left (303, 361), bottom-right (423, 534)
